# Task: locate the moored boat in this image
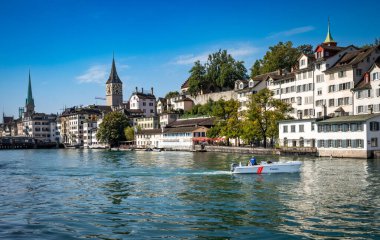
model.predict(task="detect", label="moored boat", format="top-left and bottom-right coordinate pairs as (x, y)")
top-left (230, 160), bottom-right (302, 174)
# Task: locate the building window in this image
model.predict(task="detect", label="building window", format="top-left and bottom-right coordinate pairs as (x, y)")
top-left (299, 125), bottom-right (304, 132)
top-left (301, 59), bottom-right (305, 66)
top-left (283, 125), bottom-right (288, 133)
top-left (370, 121), bottom-right (379, 131)
top-left (316, 74), bottom-right (324, 83)
top-left (338, 71), bottom-right (346, 78)
top-left (371, 138), bottom-right (378, 147)
top-left (297, 97), bottom-right (302, 105)
top-left (373, 72), bottom-right (379, 80)
top-left (329, 99), bottom-right (335, 107)
top-left (329, 73), bottom-right (335, 80)
top-left (356, 69), bottom-right (362, 76)
top-left (291, 125), bottom-right (296, 133)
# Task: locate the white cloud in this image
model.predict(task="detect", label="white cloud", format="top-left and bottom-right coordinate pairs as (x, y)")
top-left (76, 65), bottom-right (108, 84)
top-left (172, 44), bottom-right (258, 65)
top-left (268, 26), bottom-right (315, 38)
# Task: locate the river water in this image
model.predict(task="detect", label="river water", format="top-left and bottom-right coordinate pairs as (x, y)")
top-left (0, 149), bottom-right (379, 239)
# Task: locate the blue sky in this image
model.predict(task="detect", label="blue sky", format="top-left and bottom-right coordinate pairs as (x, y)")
top-left (0, 0), bottom-right (379, 118)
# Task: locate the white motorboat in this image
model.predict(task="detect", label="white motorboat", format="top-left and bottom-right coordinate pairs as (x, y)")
top-left (230, 161), bottom-right (302, 174)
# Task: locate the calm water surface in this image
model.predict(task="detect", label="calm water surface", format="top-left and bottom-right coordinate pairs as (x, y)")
top-left (0, 150), bottom-right (379, 239)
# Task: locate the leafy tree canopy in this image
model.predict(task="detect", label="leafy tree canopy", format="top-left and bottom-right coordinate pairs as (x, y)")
top-left (245, 88), bottom-right (292, 148)
top-left (96, 111), bottom-right (130, 147)
top-left (186, 49), bottom-right (248, 96)
top-left (250, 41), bottom-right (313, 78)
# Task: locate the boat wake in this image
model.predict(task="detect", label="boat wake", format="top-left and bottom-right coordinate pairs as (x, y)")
top-left (184, 170), bottom-right (232, 175)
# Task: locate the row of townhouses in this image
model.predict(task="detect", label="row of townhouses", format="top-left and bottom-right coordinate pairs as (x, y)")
top-left (2, 21), bottom-right (380, 157)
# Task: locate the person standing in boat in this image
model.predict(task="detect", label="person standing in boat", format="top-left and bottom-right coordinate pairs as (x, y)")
top-left (249, 157), bottom-right (257, 166)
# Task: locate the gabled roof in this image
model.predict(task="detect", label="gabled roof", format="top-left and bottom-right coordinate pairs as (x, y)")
top-left (167, 117), bottom-right (214, 128)
top-left (325, 45), bottom-right (379, 73)
top-left (367, 56), bottom-right (380, 73)
top-left (157, 97), bottom-right (167, 104)
top-left (317, 113), bottom-right (380, 124)
top-left (181, 79), bottom-right (190, 89)
top-left (106, 57), bottom-right (122, 84)
top-left (132, 92), bottom-right (156, 100)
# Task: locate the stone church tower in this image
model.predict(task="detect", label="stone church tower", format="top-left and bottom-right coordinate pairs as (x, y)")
top-left (106, 56), bottom-right (123, 107)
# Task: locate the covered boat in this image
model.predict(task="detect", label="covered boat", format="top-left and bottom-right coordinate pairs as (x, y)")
top-left (230, 159), bottom-right (302, 174)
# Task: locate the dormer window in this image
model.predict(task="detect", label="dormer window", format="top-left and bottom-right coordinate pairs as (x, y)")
top-left (239, 83), bottom-right (244, 89)
top-left (300, 59), bottom-right (305, 66)
top-left (249, 81), bottom-right (254, 88)
top-left (325, 51), bottom-right (330, 57)
top-left (373, 72), bottom-right (379, 80)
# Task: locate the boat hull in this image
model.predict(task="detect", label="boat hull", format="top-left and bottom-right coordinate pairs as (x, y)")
top-left (231, 161), bottom-right (302, 174)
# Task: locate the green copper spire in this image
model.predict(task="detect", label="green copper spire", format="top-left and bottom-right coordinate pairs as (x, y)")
top-left (25, 70), bottom-right (35, 116)
top-left (324, 17), bottom-right (336, 44)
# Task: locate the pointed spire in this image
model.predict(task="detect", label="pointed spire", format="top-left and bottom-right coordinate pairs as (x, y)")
top-left (106, 54), bottom-right (122, 84)
top-left (324, 17), bottom-right (336, 45)
top-left (25, 70), bottom-right (35, 116)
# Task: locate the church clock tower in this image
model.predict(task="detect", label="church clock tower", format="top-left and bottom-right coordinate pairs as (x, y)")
top-left (106, 56), bottom-right (123, 107)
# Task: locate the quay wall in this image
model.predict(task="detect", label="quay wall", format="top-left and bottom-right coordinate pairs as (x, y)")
top-left (189, 91), bottom-right (237, 105)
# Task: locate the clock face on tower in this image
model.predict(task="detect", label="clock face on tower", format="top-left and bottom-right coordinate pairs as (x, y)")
top-left (106, 85), bottom-right (112, 95)
top-left (113, 84), bottom-right (122, 95)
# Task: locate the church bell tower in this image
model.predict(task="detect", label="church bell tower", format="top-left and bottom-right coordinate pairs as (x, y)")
top-left (106, 56), bottom-right (123, 107)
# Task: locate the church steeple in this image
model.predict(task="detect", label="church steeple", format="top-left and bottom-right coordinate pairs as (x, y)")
top-left (25, 70), bottom-right (35, 116)
top-left (106, 55), bottom-right (122, 84)
top-left (323, 18), bottom-right (337, 46)
top-left (106, 54), bottom-right (123, 107)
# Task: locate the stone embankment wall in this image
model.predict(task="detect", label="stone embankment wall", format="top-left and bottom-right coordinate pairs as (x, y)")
top-left (317, 149), bottom-right (370, 159)
top-left (189, 91), bottom-right (237, 105)
top-left (195, 145), bottom-right (279, 155)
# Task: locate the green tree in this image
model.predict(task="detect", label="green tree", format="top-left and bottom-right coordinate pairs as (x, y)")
top-left (124, 126), bottom-right (136, 141)
top-left (187, 49), bottom-right (248, 93)
top-left (246, 88), bottom-right (292, 148)
top-left (250, 42), bottom-right (314, 77)
top-left (165, 91), bottom-right (179, 99)
top-left (297, 44), bottom-right (314, 55)
top-left (206, 49), bottom-right (248, 91)
top-left (187, 60), bottom-right (206, 96)
top-left (96, 112), bottom-right (130, 147)
top-left (250, 59), bottom-right (262, 78)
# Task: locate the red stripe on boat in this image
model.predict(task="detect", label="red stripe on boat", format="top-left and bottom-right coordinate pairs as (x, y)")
top-left (257, 166), bottom-right (264, 174)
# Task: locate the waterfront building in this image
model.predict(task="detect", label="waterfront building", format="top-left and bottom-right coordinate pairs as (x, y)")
top-left (234, 78), bottom-right (266, 112)
top-left (159, 113), bottom-right (179, 127)
top-left (129, 87), bottom-right (156, 117)
top-left (106, 57), bottom-right (123, 108)
top-left (315, 114), bottom-right (380, 158)
top-left (279, 113), bottom-right (380, 158)
top-left (83, 118), bottom-right (107, 148)
top-left (58, 106), bottom-right (110, 146)
top-left (136, 116), bottom-right (159, 130)
top-left (352, 57), bottom-right (380, 114)
top-left (278, 118), bottom-right (318, 148)
top-left (135, 117), bottom-right (214, 150)
top-left (323, 45), bottom-right (380, 116)
top-left (135, 129), bottom-right (162, 148)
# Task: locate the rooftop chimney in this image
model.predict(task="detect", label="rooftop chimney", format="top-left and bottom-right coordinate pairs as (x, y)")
top-left (151, 87), bottom-right (154, 95)
top-left (135, 87), bottom-right (138, 93)
top-left (365, 72), bottom-right (369, 83)
top-left (142, 88), bottom-right (144, 93)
